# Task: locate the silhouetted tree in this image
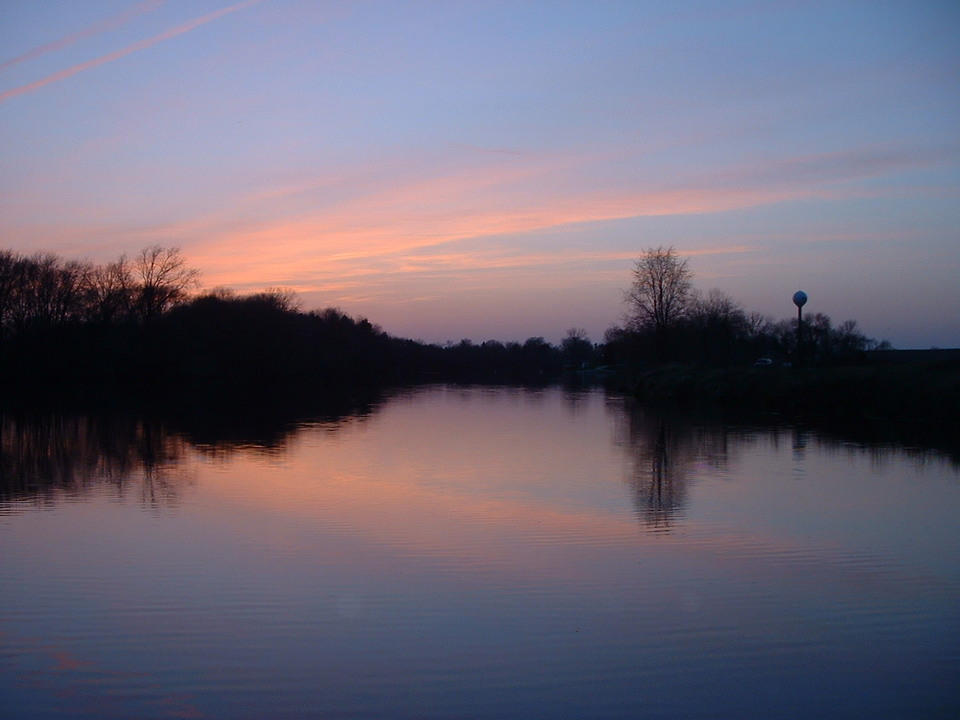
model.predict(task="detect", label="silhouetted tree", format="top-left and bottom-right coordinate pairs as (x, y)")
top-left (0, 252), bottom-right (16, 334)
top-left (561, 328), bottom-right (594, 368)
top-left (49, 259), bottom-right (90, 326)
top-left (601, 325), bottom-right (634, 366)
top-left (257, 287), bottom-right (300, 313)
top-left (86, 256), bottom-right (134, 325)
top-left (684, 289), bottom-right (749, 365)
top-left (832, 319), bottom-right (874, 360)
top-left (625, 246), bottom-right (693, 360)
top-left (133, 245), bottom-right (200, 322)
top-left (0, 253), bottom-right (89, 332)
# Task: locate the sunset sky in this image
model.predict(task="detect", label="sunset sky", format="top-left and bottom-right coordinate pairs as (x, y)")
top-left (2, 0), bottom-right (958, 348)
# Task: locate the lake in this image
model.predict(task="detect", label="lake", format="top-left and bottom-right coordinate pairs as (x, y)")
top-left (2, 384), bottom-right (958, 719)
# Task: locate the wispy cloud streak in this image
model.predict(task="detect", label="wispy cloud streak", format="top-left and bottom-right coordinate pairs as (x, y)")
top-left (0, 0), bottom-right (165, 73)
top-left (0, 0), bottom-right (261, 103)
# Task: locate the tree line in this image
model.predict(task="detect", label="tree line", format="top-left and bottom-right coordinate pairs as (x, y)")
top-left (0, 246), bottom-right (595, 388)
top-left (0, 244), bottom-right (892, 390)
top-left (0, 245), bottom-right (200, 334)
top-left (602, 246), bottom-right (890, 368)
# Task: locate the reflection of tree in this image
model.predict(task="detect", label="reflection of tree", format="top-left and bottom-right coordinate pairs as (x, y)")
top-left (625, 415), bottom-right (688, 530)
top-left (167, 385), bottom-right (384, 456)
top-left (615, 398), bottom-right (960, 532)
top-left (0, 388), bottom-right (386, 507)
top-left (616, 403), bottom-right (733, 531)
top-left (0, 411), bottom-right (187, 508)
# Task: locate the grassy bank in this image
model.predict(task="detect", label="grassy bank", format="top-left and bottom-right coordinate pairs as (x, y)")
top-left (631, 361), bottom-right (960, 423)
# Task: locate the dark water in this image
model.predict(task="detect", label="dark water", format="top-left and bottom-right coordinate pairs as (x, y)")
top-left (2, 385), bottom-right (958, 719)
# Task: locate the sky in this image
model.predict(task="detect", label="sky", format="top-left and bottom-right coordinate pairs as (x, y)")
top-left (1, 0), bottom-right (958, 348)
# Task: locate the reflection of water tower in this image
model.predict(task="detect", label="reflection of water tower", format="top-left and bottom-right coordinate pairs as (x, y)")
top-left (793, 291), bottom-right (807, 365)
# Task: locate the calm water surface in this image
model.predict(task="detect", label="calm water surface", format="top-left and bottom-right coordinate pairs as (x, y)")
top-left (2, 385), bottom-right (958, 719)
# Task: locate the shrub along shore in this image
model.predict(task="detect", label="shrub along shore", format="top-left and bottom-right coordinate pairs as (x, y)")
top-left (626, 354), bottom-right (960, 424)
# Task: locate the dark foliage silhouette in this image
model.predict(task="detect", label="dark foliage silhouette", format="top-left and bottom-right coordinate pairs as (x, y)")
top-left (625, 246), bottom-right (693, 361)
top-left (0, 247), bottom-right (575, 389)
top-left (610, 250), bottom-right (891, 369)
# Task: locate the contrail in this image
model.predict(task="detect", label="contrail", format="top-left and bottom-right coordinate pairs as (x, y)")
top-left (0, 0), bottom-right (262, 104)
top-left (0, 0), bottom-right (165, 73)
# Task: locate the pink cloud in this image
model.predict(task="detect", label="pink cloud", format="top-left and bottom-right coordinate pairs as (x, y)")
top-left (2, 140), bottom-right (923, 307)
top-left (0, 0), bottom-right (262, 103)
top-left (0, 0), bottom-right (165, 72)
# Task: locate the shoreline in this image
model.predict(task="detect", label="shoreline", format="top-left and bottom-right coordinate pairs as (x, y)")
top-left (627, 361), bottom-right (960, 423)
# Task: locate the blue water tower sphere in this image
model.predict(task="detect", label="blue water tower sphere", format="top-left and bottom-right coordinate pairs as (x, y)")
top-left (793, 290), bottom-right (808, 308)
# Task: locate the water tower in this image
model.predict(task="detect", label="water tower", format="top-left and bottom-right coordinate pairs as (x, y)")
top-left (793, 291), bottom-right (807, 365)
